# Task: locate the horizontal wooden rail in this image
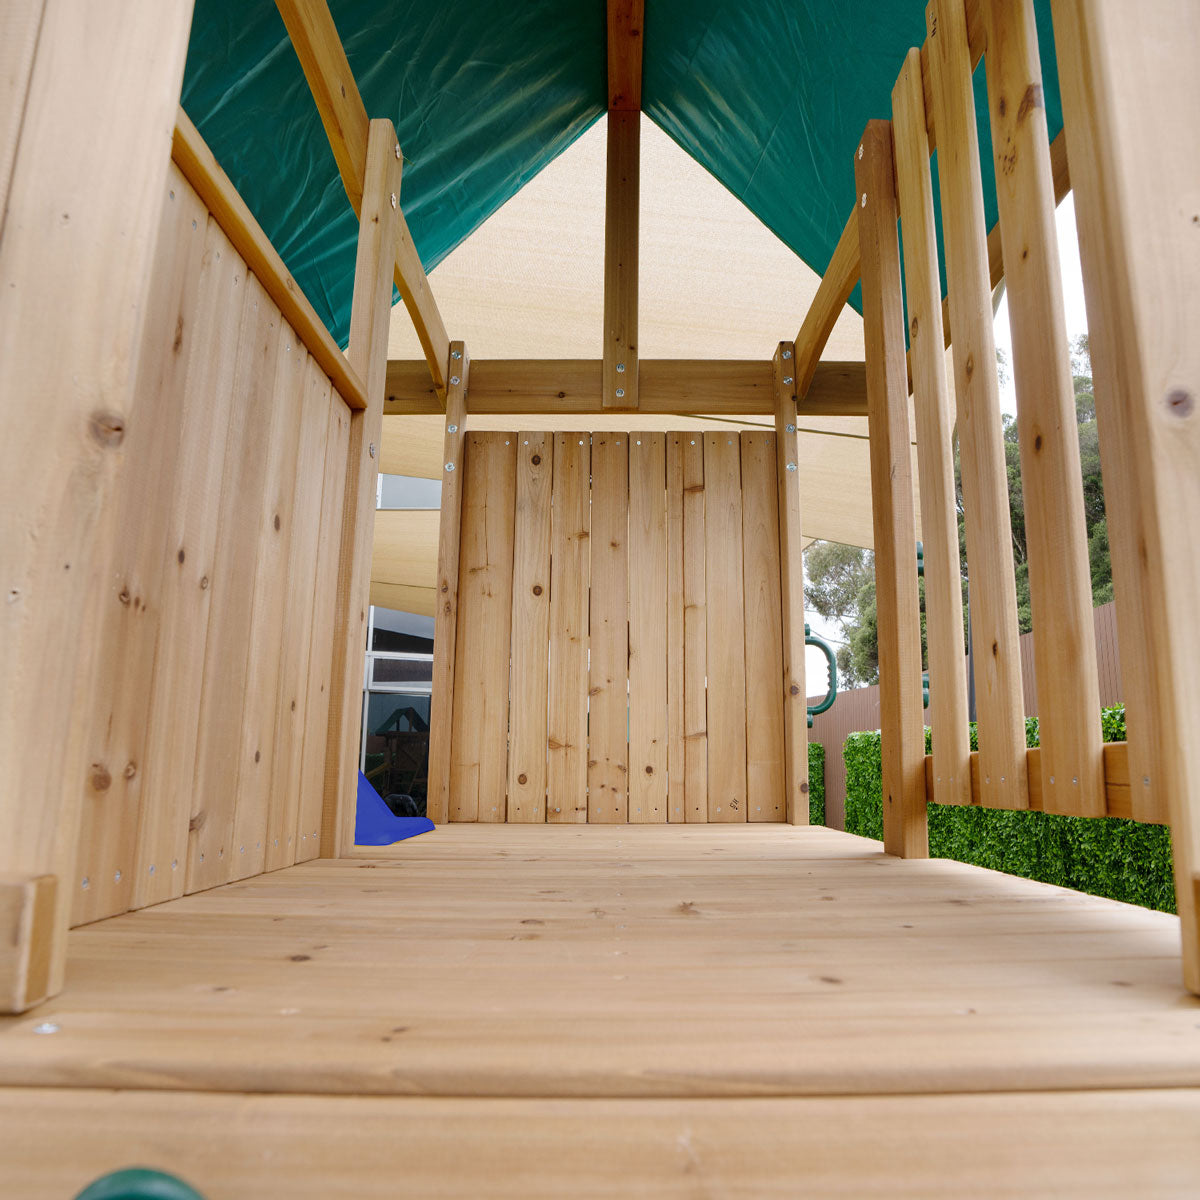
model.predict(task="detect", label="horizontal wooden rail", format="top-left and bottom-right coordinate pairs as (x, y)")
top-left (275, 0), bottom-right (450, 399)
top-left (172, 110), bottom-right (368, 412)
top-left (924, 742), bottom-right (1165, 825)
top-left (385, 359), bottom-right (868, 417)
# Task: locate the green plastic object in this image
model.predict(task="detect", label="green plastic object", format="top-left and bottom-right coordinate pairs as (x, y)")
top-left (75, 1169), bottom-right (206, 1200)
top-left (805, 622), bottom-right (838, 728)
top-left (179, 0), bottom-right (1065, 349)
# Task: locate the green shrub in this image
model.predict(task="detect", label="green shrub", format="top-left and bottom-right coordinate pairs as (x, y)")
top-left (843, 705), bottom-right (1176, 913)
top-left (808, 742), bottom-right (826, 825)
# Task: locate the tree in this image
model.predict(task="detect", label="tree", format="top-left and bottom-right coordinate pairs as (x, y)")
top-left (803, 542), bottom-right (877, 688)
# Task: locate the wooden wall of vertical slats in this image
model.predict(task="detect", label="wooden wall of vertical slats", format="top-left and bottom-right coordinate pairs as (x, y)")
top-left (70, 161), bottom-right (354, 925)
top-left (447, 429), bottom-right (790, 822)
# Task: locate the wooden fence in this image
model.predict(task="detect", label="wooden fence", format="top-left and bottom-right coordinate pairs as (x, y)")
top-left (811, 600), bottom-right (1123, 830)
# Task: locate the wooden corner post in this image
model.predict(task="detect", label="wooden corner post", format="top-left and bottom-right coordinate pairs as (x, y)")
top-left (773, 343), bottom-right (810, 823)
top-left (856, 121), bottom-right (928, 858)
top-left (1051, 0), bottom-right (1200, 992)
top-left (426, 345), bottom-right (470, 825)
top-left (323, 119), bottom-right (405, 857)
top-left (0, 0), bottom-right (195, 1011)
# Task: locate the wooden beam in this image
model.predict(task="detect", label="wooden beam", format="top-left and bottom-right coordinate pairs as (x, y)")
top-left (607, 0), bottom-right (644, 110)
top-left (602, 111), bottom-right (640, 410)
top-left (857, 120), bottom-right (928, 860)
top-left (0, 0), bottom-right (194, 1011)
top-left (275, 0), bottom-right (450, 398)
top-left (925, 742), bottom-right (1163, 824)
top-left (893, 49), bottom-right (972, 810)
top-left (385, 359), bottom-right (867, 416)
top-left (1052, 0), bottom-right (1200, 993)
top-left (793, 209), bottom-right (861, 399)
top-left (172, 109), bottom-right (368, 411)
top-left (774, 343), bottom-right (810, 824)
top-left (323, 119), bottom-right (404, 857)
top-left (425, 346), bottom-right (468, 826)
top-left (920, 0), bottom-right (985, 149)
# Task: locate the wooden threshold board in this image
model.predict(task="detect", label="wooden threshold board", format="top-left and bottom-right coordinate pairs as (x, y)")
top-left (2, 1087), bottom-right (1199, 1199)
top-left (1, 826), bottom-right (1196, 1102)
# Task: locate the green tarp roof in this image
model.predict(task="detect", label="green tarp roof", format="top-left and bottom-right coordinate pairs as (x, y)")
top-left (181, 0), bottom-right (1064, 349)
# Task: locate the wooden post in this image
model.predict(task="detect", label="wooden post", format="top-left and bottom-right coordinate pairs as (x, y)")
top-left (984, 0), bottom-right (1105, 818)
top-left (892, 50), bottom-right (971, 808)
top-left (0, 0), bottom-right (194, 1012)
top-left (856, 120), bottom-right (928, 858)
top-left (774, 343), bottom-right (811, 823)
top-left (426, 347), bottom-right (469, 825)
top-left (1051, 0), bottom-right (1200, 992)
top-left (323, 119), bottom-right (405, 856)
top-left (927, 0), bottom-right (1028, 810)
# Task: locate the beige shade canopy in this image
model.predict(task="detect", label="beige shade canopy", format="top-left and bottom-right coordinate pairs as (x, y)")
top-left (375, 116), bottom-right (922, 611)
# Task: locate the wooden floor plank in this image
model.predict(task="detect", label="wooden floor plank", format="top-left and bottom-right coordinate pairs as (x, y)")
top-left (3, 826), bottom-right (1197, 1104)
top-left (2, 1087), bottom-right (1199, 1199)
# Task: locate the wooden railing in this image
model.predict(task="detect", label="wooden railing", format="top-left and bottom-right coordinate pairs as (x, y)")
top-left (794, 0), bottom-right (1199, 992)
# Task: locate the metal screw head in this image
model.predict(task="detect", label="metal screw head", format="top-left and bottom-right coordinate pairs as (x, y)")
top-left (80, 877), bottom-right (89, 890)
top-left (445, 462), bottom-right (455, 472)
top-left (860, 192), bottom-right (867, 208)
top-left (32, 1022), bottom-right (59, 1035)
top-left (858, 143), bottom-right (864, 160)
top-left (368, 442), bottom-right (376, 459)
top-left (114, 870), bottom-right (121, 883)
top-left (394, 143), bottom-right (401, 159)
top-left (390, 193), bottom-right (398, 209)
top-left (783, 375), bottom-right (794, 385)
top-left (786, 462), bottom-right (797, 472)
top-left (450, 375), bottom-right (460, 386)
top-left (615, 388), bottom-right (625, 398)
top-left (783, 349), bottom-right (792, 359)
top-left (447, 424), bottom-right (458, 434)
top-left (451, 349), bottom-right (461, 360)
top-left (616, 362), bottom-right (626, 373)
top-left (786, 422), bottom-right (796, 433)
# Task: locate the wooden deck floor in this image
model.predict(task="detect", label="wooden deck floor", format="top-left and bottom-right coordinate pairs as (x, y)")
top-left (3, 824), bottom-right (1199, 1196)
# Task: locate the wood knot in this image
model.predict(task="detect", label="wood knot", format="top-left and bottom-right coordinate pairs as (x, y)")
top-left (1167, 389), bottom-right (1193, 417)
top-left (1017, 83), bottom-right (1044, 123)
top-left (992, 640), bottom-right (999, 656)
top-left (91, 765), bottom-right (112, 791)
top-left (173, 315), bottom-right (185, 354)
top-left (531, 454), bottom-right (541, 465)
top-left (254, 750), bottom-right (261, 763)
top-left (199, 576), bottom-right (210, 590)
top-left (123, 761), bottom-right (137, 780)
top-left (532, 584), bottom-right (543, 596)
top-left (273, 514), bottom-right (281, 531)
top-left (177, 547), bottom-right (186, 564)
top-left (964, 354), bottom-right (974, 380)
top-left (89, 411), bottom-right (125, 447)
top-left (790, 684), bottom-right (801, 696)
top-left (118, 587), bottom-right (131, 606)
top-left (644, 765), bottom-right (654, 775)
top-left (1034, 433), bottom-right (1043, 452)
top-left (800, 782), bottom-right (809, 794)
top-left (909, 316), bottom-right (918, 339)
top-left (517, 773), bottom-right (527, 785)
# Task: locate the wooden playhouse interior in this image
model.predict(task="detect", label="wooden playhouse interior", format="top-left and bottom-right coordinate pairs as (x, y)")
top-left (2, 0), bottom-right (1199, 1192)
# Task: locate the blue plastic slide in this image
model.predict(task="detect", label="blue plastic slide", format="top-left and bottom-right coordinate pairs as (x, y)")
top-left (354, 771), bottom-right (434, 846)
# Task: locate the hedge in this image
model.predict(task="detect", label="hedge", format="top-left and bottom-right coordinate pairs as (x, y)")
top-left (843, 706), bottom-right (1176, 912)
top-left (808, 741), bottom-right (825, 826)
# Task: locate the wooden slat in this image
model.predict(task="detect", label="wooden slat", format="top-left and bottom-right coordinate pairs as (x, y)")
top-left (449, 433), bottom-right (517, 822)
top-left (588, 434), bottom-right (630, 821)
top-left (681, 436), bottom-right (708, 822)
top-left (0, 0), bottom-right (193, 1009)
top-left (385, 359), bottom-right (862, 418)
top-left (1051, 0), bottom-right (1200, 991)
top-left (506, 432), bottom-right (553, 823)
top-left (984, 0), bottom-right (1104, 818)
top-left (892, 49), bottom-right (971, 809)
top-left (131, 219), bottom-right (247, 910)
top-left (703, 432), bottom-right (748, 822)
top-left (919, 0), bottom-right (986, 147)
top-left (187, 276), bottom-right (282, 893)
top-left (857, 120), bottom-right (928, 859)
top-left (925, 742), bottom-right (1163, 825)
top-left (265, 358), bottom-right (333, 872)
top-left (741, 431), bottom-right (786, 822)
top-left (607, 0), bottom-right (644, 110)
top-left (665, 435), bottom-right (687, 822)
top-left (171, 110), bottom-right (367, 412)
top-left (773, 344), bottom-right (810, 824)
top-left (927, 0), bottom-right (1028, 810)
top-left (230, 331), bottom-right (308, 879)
top-left (602, 111), bottom-right (640, 410)
top-left (274, 0), bottom-right (450, 398)
top-left (425, 347), bottom-right (469, 825)
top-left (628, 433), bottom-right (668, 823)
top-left (546, 434), bottom-right (591, 823)
top-left (296, 393), bottom-right (351, 861)
top-left (325, 120), bottom-right (405, 855)
top-left (793, 210), bottom-right (861, 399)
top-left (71, 170), bottom-right (207, 927)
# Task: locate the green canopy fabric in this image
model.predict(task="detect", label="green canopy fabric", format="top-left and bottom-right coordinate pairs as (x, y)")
top-left (181, 0), bottom-right (1063, 349)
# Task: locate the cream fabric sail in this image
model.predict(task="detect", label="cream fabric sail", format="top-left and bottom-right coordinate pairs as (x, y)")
top-left (376, 116), bottom-right (924, 609)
